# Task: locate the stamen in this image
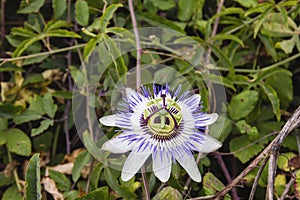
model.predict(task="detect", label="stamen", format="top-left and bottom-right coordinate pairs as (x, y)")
top-left (161, 93), bottom-right (166, 107)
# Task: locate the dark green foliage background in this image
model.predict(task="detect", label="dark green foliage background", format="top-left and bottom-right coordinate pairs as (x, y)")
top-left (0, 0), bottom-right (300, 199)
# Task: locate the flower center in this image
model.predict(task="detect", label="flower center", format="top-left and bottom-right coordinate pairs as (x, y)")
top-left (142, 94), bottom-right (182, 138)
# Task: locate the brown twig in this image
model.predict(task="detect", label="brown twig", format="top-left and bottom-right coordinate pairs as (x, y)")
top-left (215, 106), bottom-right (300, 199)
top-left (1, 0), bottom-right (5, 57)
top-left (205, 0), bottom-right (225, 64)
top-left (128, 0), bottom-right (141, 90)
top-left (184, 0), bottom-right (225, 194)
top-left (187, 195), bottom-right (216, 200)
top-left (214, 153), bottom-right (240, 199)
top-left (63, 0), bottom-right (73, 155)
top-left (279, 173), bottom-right (295, 200)
top-left (266, 149), bottom-right (278, 199)
top-left (64, 100), bottom-right (71, 154)
top-left (249, 157), bottom-right (268, 200)
top-left (128, 1), bottom-right (149, 200)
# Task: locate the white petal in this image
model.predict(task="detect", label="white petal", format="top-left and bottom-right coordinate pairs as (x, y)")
top-left (125, 88), bottom-right (135, 99)
top-left (121, 150), bottom-right (151, 181)
top-left (101, 134), bottom-right (134, 153)
top-left (99, 115), bottom-right (117, 126)
top-left (126, 87), bottom-right (147, 102)
top-left (152, 150), bottom-right (172, 182)
top-left (189, 94), bottom-right (201, 106)
top-left (175, 150), bottom-right (202, 182)
top-left (191, 134), bottom-right (222, 153)
top-left (180, 94), bottom-right (201, 109)
top-left (195, 113), bottom-right (218, 126)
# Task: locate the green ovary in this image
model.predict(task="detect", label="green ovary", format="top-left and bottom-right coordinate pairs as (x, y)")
top-left (144, 97), bottom-right (182, 136)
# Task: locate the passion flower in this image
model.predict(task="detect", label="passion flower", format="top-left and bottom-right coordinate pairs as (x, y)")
top-left (100, 84), bottom-right (221, 182)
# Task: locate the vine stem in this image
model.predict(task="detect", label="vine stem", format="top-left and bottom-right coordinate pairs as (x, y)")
top-left (205, 0), bottom-right (225, 64)
top-left (63, 0), bottom-right (73, 155)
top-left (7, 151), bottom-right (22, 192)
top-left (249, 157), bottom-right (268, 200)
top-left (215, 105), bottom-right (300, 199)
top-left (1, 0), bottom-right (5, 56)
top-left (0, 43), bottom-right (86, 65)
top-left (128, 1), bottom-right (150, 200)
top-left (128, 0), bottom-right (141, 90)
top-left (214, 153), bottom-right (240, 199)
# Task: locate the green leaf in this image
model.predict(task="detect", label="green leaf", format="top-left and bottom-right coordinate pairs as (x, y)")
top-left (259, 83), bottom-right (280, 121)
top-left (205, 73), bottom-right (236, 91)
top-left (236, 120), bottom-right (259, 140)
top-left (24, 22), bottom-right (41, 34)
top-left (253, 6), bottom-right (273, 38)
top-left (72, 150), bottom-right (91, 182)
top-left (10, 27), bottom-right (37, 37)
top-left (206, 43), bottom-right (234, 76)
top-left (2, 185), bottom-right (23, 200)
top-left (52, 0), bottom-right (67, 19)
top-left (0, 171), bottom-right (14, 187)
top-left (262, 22), bottom-right (296, 37)
top-left (23, 54), bottom-right (48, 65)
top-left (44, 20), bottom-right (72, 33)
top-left (64, 190), bottom-right (80, 200)
top-left (245, 2), bottom-right (272, 16)
top-left (46, 29), bottom-right (81, 38)
top-left (294, 170), bottom-right (300, 199)
top-left (0, 63), bottom-right (25, 72)
top-left (258, 34), bottom-right (277, 61)
top-left (153, 186), bottom-right (182, 200)
top-left (234, 0), bottom-right (258, 8)
top-left (33, 131), bottom-right (53, 151)
top-left (264, 12), bottom-right (297, 30)
top-left (104, 167), bottom-right (137, 199)
top-left (28, 95), bottom-right (45, 115)
top-left (42, 93), bottom-right (57, 118)
top-left (48, 170), bottom-right (71, 191)
top-left (52, 91), bottom-right (73, 99)
top-left (103, 35), bottom-right (127, 76)
top-left (99, 4), bottom-right (123, 32)
top-left (69, 65), bottom-right (86, 87)
top-left (0, 117), bottom-right (8, 130)
top-left (212, 7), bottom-right (244, 20)
top-left (228, 90), bottom-right (259, 120)
top-left (83, 131), bottom-right (106, 163)
top-left (0, 104), bottom-right (23, 119)
top-left (12, 37), bottom-right (41, 57)
top-left (282, 134), bottom-right (298, 151)
top-left (203, 172), bottom-right (231, 199)
top-left (75, 0), bottom-right (90, 26)
top-left (90, 163), bottom-right (104, 190)
top-left (75, 187), bottom-right (109, 200)
top-left (265, 69), bottom-right (293, 108)
top-left (83, 36), bottom-right (102, 59)
top-left (277, 152), bottom-right (297, 172)
top-left (274, 174), bottom-right (286, 196)
top-left (151, 0), bottom-right (175, 11)
top-left (25, 153), bottom-right (41, 200)
top-left (275, 35), bottom-right (298, 54)
top-left (209, 115), bottom-right (232, 142)
top-left (230, 135), bottom-right (265, 163)
top-left (137, 12), bottom-right (185, 33)
top-left (18, 0), bottom-right (45, 14)
top-left (178, 0), bottom-right (194, 21)
top-left (210, 33), bottom-right (244, 47)
top-left (23, 73), bottom-right (44, 85)
top-left (252, 68), bottom-right (288, 84)
top-left (0, 130), bottom-right (6, 145)
top-left (31, 119), bottom-right (54, 137)
top-left (6, 128), bottom-right (31, 156)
